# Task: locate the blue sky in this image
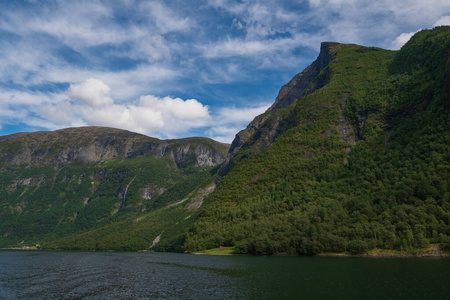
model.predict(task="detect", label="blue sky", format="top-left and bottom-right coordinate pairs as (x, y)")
top-left (1, 0), bottom-right (449, 142)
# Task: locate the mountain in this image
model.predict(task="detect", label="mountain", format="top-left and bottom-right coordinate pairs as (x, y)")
top-left (219, 41), bottom-right (337, 177)
top-left (0, 127), bottom-right (229, 250)
top-left (1, 27), bottom-right (449, 255)
top-left (184, 26), bottom-right (450, 255)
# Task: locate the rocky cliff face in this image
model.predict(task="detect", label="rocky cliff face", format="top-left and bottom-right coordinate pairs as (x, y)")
top-left (0, 127), bottom-right (229, 169)
top-left (171, 143), bottom-right (228, 168)
top-left (219, 42), bottom-right (338, 176)
top-left (268, 42), bottom-right (338, 112)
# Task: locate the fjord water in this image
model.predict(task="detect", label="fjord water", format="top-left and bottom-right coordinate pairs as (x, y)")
top-left (0, 251), bottom-right (448, 299)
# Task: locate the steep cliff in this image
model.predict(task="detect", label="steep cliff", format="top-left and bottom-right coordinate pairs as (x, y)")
top-left (220, 42), bottom-right (338, 176)
top-left (269, 42), bottom-right (338, 112)
top-left (185, 27), bottom-right (450, 255)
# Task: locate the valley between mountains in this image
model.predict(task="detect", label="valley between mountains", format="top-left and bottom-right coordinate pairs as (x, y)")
top-left (1, 27), bottom-right (449, 256)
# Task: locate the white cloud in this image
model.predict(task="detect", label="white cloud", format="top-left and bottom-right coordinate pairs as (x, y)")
top-left (131, 35), bottom-right (171, 62)
top-left (203, 39), bottom-right (271, 58)
top-left (207, 0), bottom-right (246, 15)
top-left (0, 1), bottom-right (179, 103)
top-left (309, 0), bottom-right (357, 6)
top-left (39, 101), bottom-right (76, 125)
top-left (138, 95), bottom-right (210, 120)
top-left (80, 104), bottom-right (164, 134)
top-left (128, 106), bottom-right (165, 131)
top-left (207, 125), bottom-right (240, 143)
top-left (216, 105), bottom-right (269, 123)
top-left (389, 10), bottom-right (450, 50)
top-left (391, 31), bottom-right (417, 50)
top-left (207, 103), bottom-right (271, 142)
top-left (201, 33), bottom-right (313, 59)
top-left (434, 15), bottom-right (450, 27)
top-left (141, 1), bottom-right (193, 34)
top-left (41, 65), bottom-right (178, 102)
top-left (303, 0), bottom-right (450, 48)
top-left (0, 88), bottom-right (81, 131)
top-left (0, 2), bottom-right (118, 49)
top-left (63, 80), bottom-right (212, 138)
top-left (0, 89), bottom-right (51, 106)
top-left (69, 78), bottom-right (114, 107)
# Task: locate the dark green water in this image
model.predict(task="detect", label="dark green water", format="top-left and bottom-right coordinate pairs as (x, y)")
top-left (0, 251), bottom-right (448, 299)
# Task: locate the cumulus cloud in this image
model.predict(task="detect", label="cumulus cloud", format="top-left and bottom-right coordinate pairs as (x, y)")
top-left (138, 95), bottom-right (210, 120)
top-left (73, 92), bottom-right (269, 143)
top-left (69, 78), bottom-right (114, 107)
top-left (64, 79), bottom-right (211, 138)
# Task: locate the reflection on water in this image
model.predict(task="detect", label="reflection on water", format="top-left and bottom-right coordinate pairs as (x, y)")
top-left (0, 251), bottom-right (449, 299)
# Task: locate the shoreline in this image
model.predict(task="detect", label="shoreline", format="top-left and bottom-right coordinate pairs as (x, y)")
top-left (190, 252), bottom-right (450, 258)
top-left (192, 244), bottom-right (450, 258)
top-left (3, 244), bottom-right (449, 258)
top-left (2, 249), bottom-right (449, 258)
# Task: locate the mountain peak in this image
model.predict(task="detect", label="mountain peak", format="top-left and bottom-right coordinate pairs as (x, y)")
top-left (219, 41), bottom-right (342, 176)
top-left (268, 41), bottom-right (339, 112)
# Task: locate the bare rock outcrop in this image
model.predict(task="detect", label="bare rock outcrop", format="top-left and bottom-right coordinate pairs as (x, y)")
top-left (0, 127), bottom-right (229, 170)
top-left (219, 42), bottom-right (338, 176)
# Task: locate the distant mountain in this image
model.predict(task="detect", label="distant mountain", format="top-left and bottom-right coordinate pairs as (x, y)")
top-left (0, 126), bottom-right (229, 250)
top-left (185, 26), bottom-right (450, 255)
top-left (0, 127), bottom-right (227, 168)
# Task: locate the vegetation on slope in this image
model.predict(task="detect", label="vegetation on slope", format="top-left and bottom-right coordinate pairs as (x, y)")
top-left (0, 128), bottom-right (228, 249)
top-left (43, 181), bottom-right (215, 252)
top-left (184, 27), bottom-right (450, 255)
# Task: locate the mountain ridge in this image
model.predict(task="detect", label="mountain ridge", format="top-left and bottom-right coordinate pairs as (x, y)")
top-left (0, 126), bottom-right (229, 168)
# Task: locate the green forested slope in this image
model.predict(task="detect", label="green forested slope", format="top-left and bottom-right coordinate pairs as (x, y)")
top-left (185, 27), bottom-right (450, 255)
top-left (0, 128), bottom-right (228, 249)
top-left (43, 181), bottom-right (216, 252)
